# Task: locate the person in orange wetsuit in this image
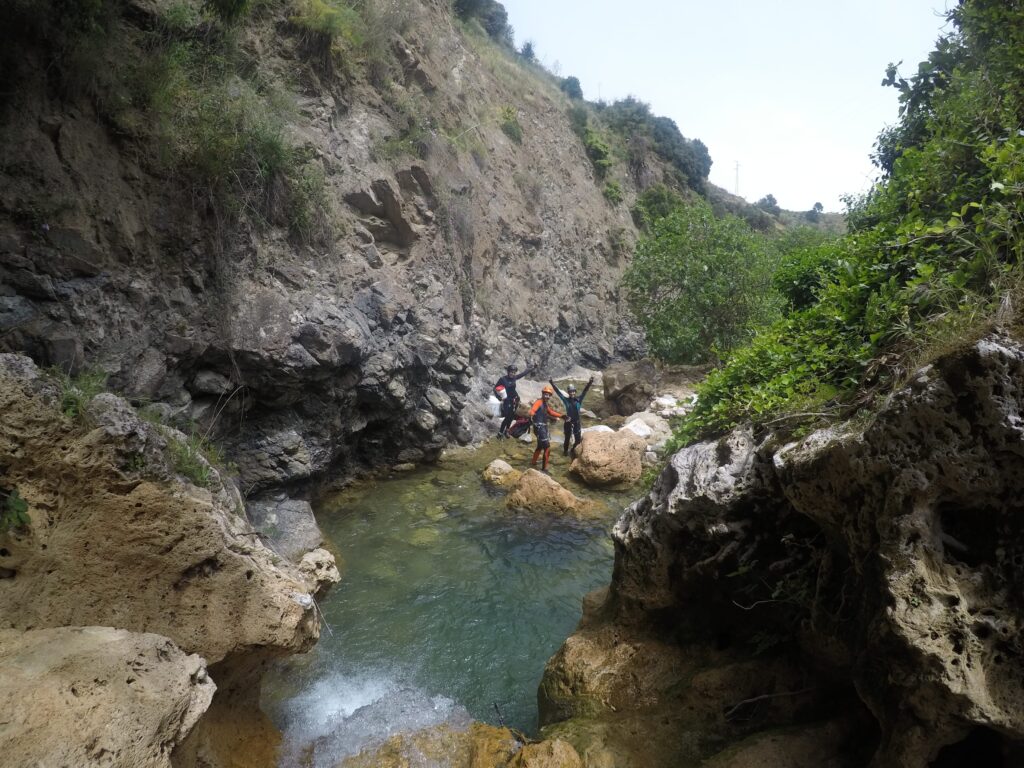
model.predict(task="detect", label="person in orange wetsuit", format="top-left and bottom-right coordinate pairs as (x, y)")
top-left (529, 385), bottom-right (565, 472)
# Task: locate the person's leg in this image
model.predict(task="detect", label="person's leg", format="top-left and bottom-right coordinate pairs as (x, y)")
top-left (571, 421), bottom-right (582, 457)
top-left (563, 420), bottom-right (572, 455)
top-left (531, 447), bottom-right (542, 466)
top-left (542, 446), bottom-right (551, 470)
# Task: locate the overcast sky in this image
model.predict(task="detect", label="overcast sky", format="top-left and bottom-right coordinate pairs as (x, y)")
top-left (500, 0), bottom-right (954, 212)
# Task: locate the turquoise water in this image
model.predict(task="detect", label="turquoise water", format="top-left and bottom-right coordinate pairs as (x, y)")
top-left (262, 441), bottom-right (635, 766)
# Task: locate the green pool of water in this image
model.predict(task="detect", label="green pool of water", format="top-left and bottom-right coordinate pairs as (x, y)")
top-left (262, 439), bottom-right (638, 766)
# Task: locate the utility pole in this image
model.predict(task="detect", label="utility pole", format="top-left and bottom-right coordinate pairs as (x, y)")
top-left (734, 161), bottom-right (740, 196)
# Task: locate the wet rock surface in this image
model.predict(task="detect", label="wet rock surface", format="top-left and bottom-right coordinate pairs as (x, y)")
top-left (541, 335), bottom-right (1024, 766)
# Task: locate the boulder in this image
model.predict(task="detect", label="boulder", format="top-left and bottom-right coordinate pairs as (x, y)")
top-left (483, 458), bottom-right (522, 489)
top-left (569, 430), bottom-right (646, 487)
top-left (506, 469), bottom-right (602, 518)
top-left (0, 626), bottom-right (215, 768)
top-left (246, 496), bottom-right (325, 562)
top-left (602, 359), bottom-right (705, 416)
top-left (620, 419), bottom-right (653, 440)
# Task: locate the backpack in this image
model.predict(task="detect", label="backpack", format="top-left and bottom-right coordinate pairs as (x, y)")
top-left (508, 416), bottom-right (531, 438)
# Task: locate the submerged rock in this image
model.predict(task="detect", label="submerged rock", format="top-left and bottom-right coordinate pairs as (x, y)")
top-left (506, 469), bottom-right (602, 518)
top-left (483, 458), bottom-right (522, 489)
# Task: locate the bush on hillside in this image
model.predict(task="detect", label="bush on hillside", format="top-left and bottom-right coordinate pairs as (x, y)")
top-left (624, 200), bottom-right (781, 364)
top-left (560, 76), bottom-right (583, 100)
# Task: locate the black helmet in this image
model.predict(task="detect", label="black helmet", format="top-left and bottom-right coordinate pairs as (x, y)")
top-left (506, 364), bottom-right (517, 374)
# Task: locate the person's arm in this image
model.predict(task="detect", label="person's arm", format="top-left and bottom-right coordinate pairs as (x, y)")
top-left (579, 376), bottom-right (594, 402)
top-left (547, 405), bottom-right (565, 420)
top-left (549, 380), bottom-right (570, 408)
top-left (529, 400), bottom-right (542, 418)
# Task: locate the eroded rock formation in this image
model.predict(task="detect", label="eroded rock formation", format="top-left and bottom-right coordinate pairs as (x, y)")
top-left (0, 355), bottom-right (335, 765)
top-left (541, 334), bottom-right (1024, 766)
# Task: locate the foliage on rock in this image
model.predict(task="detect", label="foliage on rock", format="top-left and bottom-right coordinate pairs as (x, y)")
top-left (676, 0), bottom-right (1024, 445)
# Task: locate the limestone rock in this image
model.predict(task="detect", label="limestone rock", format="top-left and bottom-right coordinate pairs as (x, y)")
top-left (512, 739), bottom-right (583, 768)
top-left (483, 458), bottom-right (522, 489)
top-left (506, 469), bottom-right (602, 518)
top-left (0, 626), bottom-right (215, 768)
top-left (297, 547), bottom-right (341, 596)
top-left (340, 722), bottom-right (519, 768)
top-left (569, 430), bottom-right (646, 487)
top-left (246, 495), bottom-right (325, 562)
top-left (0, 357), bottom-right (319, 664)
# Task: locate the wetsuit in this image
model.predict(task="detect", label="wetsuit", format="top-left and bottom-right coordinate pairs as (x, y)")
top-left (551, 379), bottom-right (593, 457)
top-left (528, 396), bottom-right (564, 471)
top-left (495, 368), bottom-right (532, 436)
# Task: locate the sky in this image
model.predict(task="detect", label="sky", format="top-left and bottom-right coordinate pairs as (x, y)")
top-left (500, 0), bottom-right (955, 212)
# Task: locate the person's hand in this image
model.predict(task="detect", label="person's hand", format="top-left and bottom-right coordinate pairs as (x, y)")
top-left (588, 376), bottom-right (594, 384)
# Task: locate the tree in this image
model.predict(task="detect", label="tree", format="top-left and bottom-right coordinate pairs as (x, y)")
top-left (623, 200), bottom-right (780, 363)
top-left (559, 76), bottom-right (583, 100)
top-left (804, 201), bottom-right (824, 221)
top-left (519, 40), bottom-right (535, 62)
top-left (755, 193), bottom-right (780, 215)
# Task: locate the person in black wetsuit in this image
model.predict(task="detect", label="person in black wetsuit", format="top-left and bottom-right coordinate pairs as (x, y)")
top-left (529, 385), bottom-right (565, 471)
top-left (494, 362), bottom-right (534, 438)
top-left (550, 376), bottom-right (594, 458)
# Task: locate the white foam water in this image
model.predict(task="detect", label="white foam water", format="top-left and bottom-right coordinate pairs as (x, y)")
top-left (275, 668), bottom-right (471, 767)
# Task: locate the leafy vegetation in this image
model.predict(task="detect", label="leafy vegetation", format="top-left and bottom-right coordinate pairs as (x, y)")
top-left (624, 199), bottom-right (781, 364)
top-left (168, 431), bottom-right (229, 488)
top-left (674, 0), bottom-right (1024, 445)
top-left (598, 96), bottom-right (712, 190)
top-left (48, 368), bottom-right (108, 421)
top-left (1, 489), bottom-right (30, 533)
top-left (452, 0), bottom-right (512, 46)
top-left (499, 105), bottom-right (523, 143)
top-left (602, 180), bottom-right (623, 205)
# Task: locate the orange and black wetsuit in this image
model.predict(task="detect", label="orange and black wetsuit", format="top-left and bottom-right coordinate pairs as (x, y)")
top-left (529, 396), bottom-right (564, 471)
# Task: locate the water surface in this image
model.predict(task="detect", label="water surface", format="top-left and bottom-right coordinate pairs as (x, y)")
top-left (263, 439), bottom-right (637, 766)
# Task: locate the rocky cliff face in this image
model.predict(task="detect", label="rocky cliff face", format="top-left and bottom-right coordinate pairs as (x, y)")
top-left (0, 354), bottom-right (338, 765)
top-left (0, 0), bottom-right (644, 505)
top-left (540, 334), bottom-right (1024, 766)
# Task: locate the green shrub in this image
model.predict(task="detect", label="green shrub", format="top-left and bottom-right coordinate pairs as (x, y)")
top-left (603, 180), bottom-right (623, 204)
top-left (670, 0), bottom-right (1024, 446)
top-left (499, 105), bottom-right (523, 143)
top-left (168, 432), bottom-right (228, 488)
top-left (630, 183), bottom-right (684, 229)
top-left (560, 76), bottom-right (583, 100)
top-left (624, 200), bottom-right (781, 365)
top-left (49, 368), bottom-right (108, 421)
top-left (567, 104), bottom-right (588, 138)
top-left (1, 489), bottom-right (30, 533)
top-left (205, 0), bottom-right (250, 23)
top-left (583, 127), bottom-right (612, 178)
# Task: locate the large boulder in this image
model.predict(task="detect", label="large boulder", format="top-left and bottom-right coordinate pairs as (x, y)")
top-left (0, 626), bottom-right (215, 768)
top-left (506, 469), bottom-right (602, 518)
top-left (246, 495), bottom-right (325, 562)
top-left (569, 430), bottom-right (646, 487)
top-left (602, 359), bottom-right (705, 416)
top-left (543, 335), bottom-right (1024, 766)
